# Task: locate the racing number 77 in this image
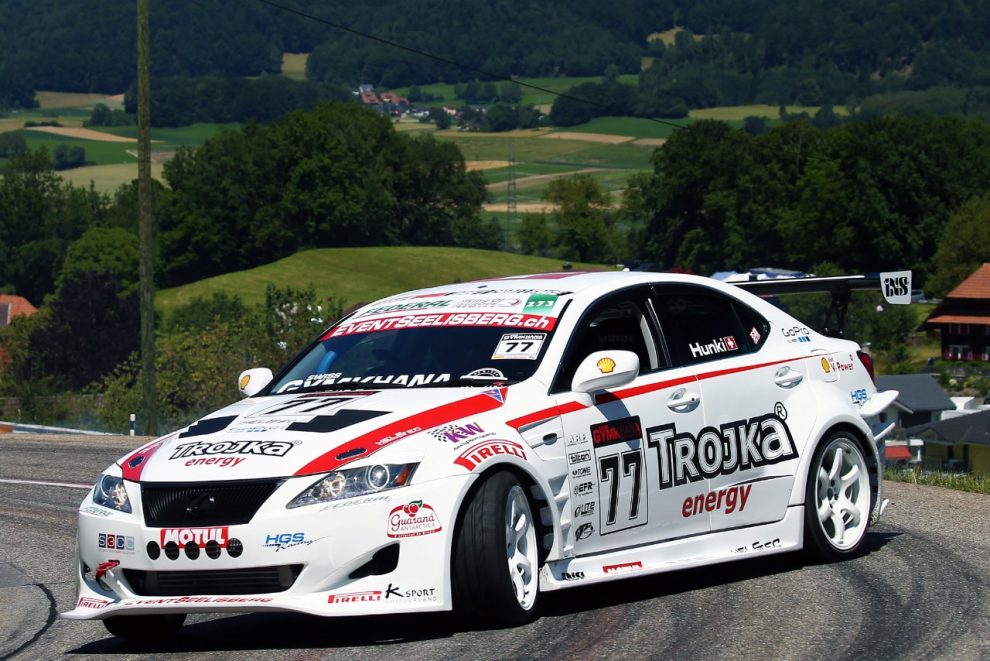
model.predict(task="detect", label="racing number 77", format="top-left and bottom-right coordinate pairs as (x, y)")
top-left (598, 450), bottom-right (642, 527)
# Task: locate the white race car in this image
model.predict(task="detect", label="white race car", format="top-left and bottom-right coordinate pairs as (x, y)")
top-left (64, 270), bottom-right (907, 639)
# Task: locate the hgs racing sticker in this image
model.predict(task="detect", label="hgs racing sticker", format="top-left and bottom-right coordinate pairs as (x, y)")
top-left (387, 500), bottom-right (442, 538)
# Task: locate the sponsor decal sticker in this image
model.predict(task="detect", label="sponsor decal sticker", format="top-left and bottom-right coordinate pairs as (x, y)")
top-left (571, 465), bottom-right (591, 478)
top-left (160, 527), bottom-right (229, 548)
top-left (568, 450), bottom-right (591, 465)
top-left (429, 421), bottom-right (485, 443)
top-left (98, 533), bottom-right (135, 553)
top-left (602, 561), bottom-right (643, 575)
top-left (573, 481), bottom-right (594, 496)
top-left (596, 357), bottom-right (616, 374)
top-left (735, 538), bottom-right (782, 553)
top-left (184, 456), bottom-right (246, 468)
top-left (835, 357), bottom-right (855, 372)
top-left (319, 494), bottom-right (390, 511)
top-left (263, 532), bottom-right (323, 552)
top-left (81, 505), bottom-right (114, 518)
top-left (561, 571), bottom-right (585, 581)
top-left (689, 336), bottom-right (738, 358)
top-left (749, 327), bottom-right (761, 344)
top-left (327, 312), bottom-right (556, 338)
top-left (77, 596), bottom-right (111, 609)
top-left (523, 293), bottom-right (558, 311)
top-left (781, 326), bottom-right (812, 343)
top-left (821, 357), bottom-right (833, 373)
top-left (384, 583), bottom-right (439, 602)
top-left (590, 416), bottom-right (642, 447)
top-left (492, 332), bottom-right (546, 360)
top-left (123, 596), bottom-right (273, 605)
top-left (647, 409), bottom-right (796, 490)
top-left (850, 388), bottom-right (868, 406)
top-left (574, 502), bottom-right (595, 518)
top-left (682, 483), bottom-right (752, 518)
top-left (454, 439), bottom-right (526, 471)
top-left (357, 300), bottom-right (450, 317)
top-left (575, 522), bottom-right (594, 540)
top-left (387, 501), bottom-right (442, 538)
top-left (462, 368), bottom-right (506, 381)
top-left (170, 439), bottom-right (297, 460)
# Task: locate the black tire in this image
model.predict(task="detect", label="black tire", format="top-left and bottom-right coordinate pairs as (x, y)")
top-left (102, 613), bottom-right (187, 641)
top-left (452, 471), bottom-right (540, 627)
top-left (803, 431), bottom-right (873, 562)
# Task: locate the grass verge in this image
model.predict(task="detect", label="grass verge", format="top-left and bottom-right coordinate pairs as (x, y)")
top-left (885, 466), bottom-right (990, 495)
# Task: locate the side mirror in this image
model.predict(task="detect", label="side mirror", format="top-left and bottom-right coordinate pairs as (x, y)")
top-left (571, 350), bottom-right (639, 394)
top-left (238, 367), bottom-right (273, 398)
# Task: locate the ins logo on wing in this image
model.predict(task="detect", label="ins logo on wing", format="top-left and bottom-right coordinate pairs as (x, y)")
top-left (648, 411), bottom-right (796, 490)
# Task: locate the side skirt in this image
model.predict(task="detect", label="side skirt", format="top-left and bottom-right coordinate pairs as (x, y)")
top-left (540, 506), bottom-right (803, 591)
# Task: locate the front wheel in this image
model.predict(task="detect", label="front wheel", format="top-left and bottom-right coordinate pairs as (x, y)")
top-left (452, 471), bottom-right (540, 627)
top-left (803, 432), bottom-right (873, 561)
top-left (103, 613), bottom-right (186, 641)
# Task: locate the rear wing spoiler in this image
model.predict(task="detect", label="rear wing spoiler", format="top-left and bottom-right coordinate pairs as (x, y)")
top-left (730, 270), bottom-right (912, 338)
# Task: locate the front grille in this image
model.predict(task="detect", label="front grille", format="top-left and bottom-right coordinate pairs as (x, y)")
top-left (124, 565), bottom-right (302, 596)
top-left (142, 479), bottom-right (282, 527)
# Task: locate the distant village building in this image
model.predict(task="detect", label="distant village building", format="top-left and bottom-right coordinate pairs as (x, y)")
top-left (0, 294), bottom-right (38, 374)
top-left (356, 84), bottom-right (409, 116)
top-left (920, 263), bottom-right (990, 361)
top-left (0, 294), bottom-right (37, 328)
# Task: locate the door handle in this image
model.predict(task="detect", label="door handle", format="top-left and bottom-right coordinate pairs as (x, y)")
top-left (667, 388), bottom-right (700, 412)
top-left (774, 366), bottom-right (803, 388)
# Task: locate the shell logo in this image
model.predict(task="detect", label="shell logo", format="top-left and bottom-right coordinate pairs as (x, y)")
top-left (597, 357), bottom-right (616, 374)
top-left (820, 357), bottom-right (831, 373)
top-left (239, 374), bottom-right (251, 390)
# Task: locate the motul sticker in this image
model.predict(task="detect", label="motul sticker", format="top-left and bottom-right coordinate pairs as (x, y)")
top-left (387, 501), bottom-right (442, 538)
top-left (160, 527), bottom-right (229, 548)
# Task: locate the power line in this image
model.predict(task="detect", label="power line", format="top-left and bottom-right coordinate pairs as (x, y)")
top-left (255, 0), bottom-right (686, 132)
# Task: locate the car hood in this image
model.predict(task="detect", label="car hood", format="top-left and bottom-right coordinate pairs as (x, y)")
top-left (118, 387), bottom-right (509, 483)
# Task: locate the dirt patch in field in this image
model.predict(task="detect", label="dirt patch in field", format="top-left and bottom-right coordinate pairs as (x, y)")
top-left (483, 202), bottom-right (559, 214)
top-left (633, 138), bottom-right (667, 147)
top-left (25, 126), bottom-right (137, 142)
top-left (35, 91), bottom-right (119, 109)
top-left (466, 160), bottom-right (510, 171)
top-left (486, 167), bottom-right (609, 193)
top-left (541, 132), bottom-right (634, 144)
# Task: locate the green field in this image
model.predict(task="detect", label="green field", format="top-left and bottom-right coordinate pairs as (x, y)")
top-left (155, 246), bottom-right (606, 317)
top-left (559, 116), bottom-right (683, 139)
top-left (394, 74), bottom-right (639, 107)
top-left (688, 104), bottom-right (849, 121)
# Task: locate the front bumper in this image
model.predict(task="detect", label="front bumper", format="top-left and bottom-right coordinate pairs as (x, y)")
top-left (63, 473), bottom-right (473, 620)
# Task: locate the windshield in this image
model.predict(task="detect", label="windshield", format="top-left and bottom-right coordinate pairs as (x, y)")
top-left (270, 324), bottom-right (560, 394)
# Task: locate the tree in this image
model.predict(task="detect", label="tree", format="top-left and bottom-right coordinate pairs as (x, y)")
top-left (546, 175), bottom-right (622, 263)
top-left (927, 193), bottom-right (990, 297)
top-left (516, 213), bottom-right (553, 256)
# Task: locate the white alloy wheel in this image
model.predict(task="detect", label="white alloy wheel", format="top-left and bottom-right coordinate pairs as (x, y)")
top-left (505, 484), bottom-right (539, 611)
top-left (805, 434), bottom-right (872, 560)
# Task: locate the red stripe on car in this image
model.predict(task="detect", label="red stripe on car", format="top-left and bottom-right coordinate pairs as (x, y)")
top-left (509, 356), bottom-right (803, 428)
top-left (294, 388), bottom-right (508, 476)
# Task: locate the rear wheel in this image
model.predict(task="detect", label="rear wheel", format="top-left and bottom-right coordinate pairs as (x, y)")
top-left (804, 432), bottom-right (872, 561)
top-left (452, 471), bottom-right (540, 626)
top-left (102, 613), bottom-right (186, 641)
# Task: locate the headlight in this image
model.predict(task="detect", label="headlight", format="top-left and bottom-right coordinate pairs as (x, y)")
top-left (92, 474), bottom-right (132, 513)
top-left (287, 463), bottom-right (417, 509)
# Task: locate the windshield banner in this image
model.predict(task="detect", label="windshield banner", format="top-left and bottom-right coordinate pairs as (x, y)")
top-left (325, 311), bottom-right (558, 338)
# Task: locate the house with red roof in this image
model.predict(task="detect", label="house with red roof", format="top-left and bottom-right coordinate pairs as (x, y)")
top-left (0, 294), bottom-right (37, 328)
top-left (920, 263), bottom-right (990, 361)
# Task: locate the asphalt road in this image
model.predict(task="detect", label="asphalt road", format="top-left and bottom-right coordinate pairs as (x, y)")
top-left (1, 433), bottom-right (988, 660)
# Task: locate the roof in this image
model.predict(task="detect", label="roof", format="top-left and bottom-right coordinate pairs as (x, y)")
top-left (0, 294), bottom-right (38, 327)
top-left (875, 374), bottom-right (955, 413)
top-left (924, 314), bottom-right (990, 326)
top-left (946, 263), bottom-right (990, 299)
top-left (907, 409), bottom-right (990, 447)
top-left (884, 445), bottom-right (913, 461)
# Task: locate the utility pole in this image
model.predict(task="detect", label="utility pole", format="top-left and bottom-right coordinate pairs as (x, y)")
top-left (137, 0), bottom-right (156, 435)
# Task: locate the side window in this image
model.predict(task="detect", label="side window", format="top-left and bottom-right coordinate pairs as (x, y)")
top-left (553, 291), bottom-right (663, 392)
top-left (652, 287), bottom-right (769, 367)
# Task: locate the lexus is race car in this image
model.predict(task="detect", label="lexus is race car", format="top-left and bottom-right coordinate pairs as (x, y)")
top-left (64, 269), bottom-right (908, 640)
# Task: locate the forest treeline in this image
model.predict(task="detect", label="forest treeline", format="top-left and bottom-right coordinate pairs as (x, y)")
top-left (3, 102), bottom-right (990, 426)
top-left (4, 0), bottom-right (990, 112)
